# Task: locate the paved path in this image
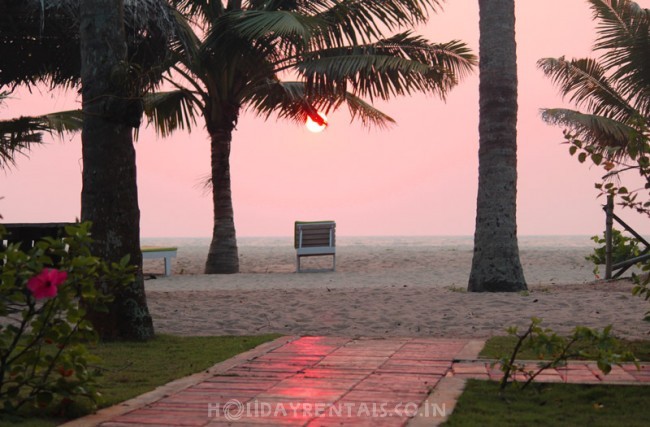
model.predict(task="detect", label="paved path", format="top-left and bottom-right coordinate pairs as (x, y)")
top-left (64, 336), bottom-right (650, 427)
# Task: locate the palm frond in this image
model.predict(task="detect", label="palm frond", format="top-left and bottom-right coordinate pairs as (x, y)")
top-left (537, 56), bottom-right (637, 122)
top-left (244, 80), bottom-right (322, 125)
top-left (311, 0), bottom-right (442, 46)
top-left (342, 91), bottom-right (396, 129)
top-left (142, 90), bottom-right (201, 137)
top-left (41, 109), bottom-right (84, 133)
top-left (541, 108), bottom-right (645, 160)
top-left (170, 0), bottom-right (225, 24)
top-left (296, 33), bottom-right (476, 101)
top-left (589, 0), bottom-right (650, 116)
top-left (200, 17), bottom-right (281, 93)
top-left (248, 0), bottom-right (330, 14)
top-left (0, 118), bottom-right (43, 168)
top-left (244, 79), bottom-right (395, 128)
top-left (168, 8), bottom-right (204, 67)
top-left (0, 109), bottom-right (82, 168)
top-left (1, 0), bottom-right (184, 90)
top-left (221, 10), bottom-right (323, 43)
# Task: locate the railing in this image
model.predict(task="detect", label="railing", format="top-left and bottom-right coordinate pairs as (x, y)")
top-left (603, 196), bottom-right (650, 279)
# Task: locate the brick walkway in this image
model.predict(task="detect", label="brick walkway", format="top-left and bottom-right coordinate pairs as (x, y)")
top-left (64, 336), bottom-right (650, 427)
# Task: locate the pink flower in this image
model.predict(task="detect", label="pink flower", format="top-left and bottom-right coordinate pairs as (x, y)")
top-left (27, 268), bottom-right (68, 299)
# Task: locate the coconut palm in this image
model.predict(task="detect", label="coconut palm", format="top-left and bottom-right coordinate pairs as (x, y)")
top-left (1, 0), bottom-right (184, 340)
top-left (148, 0), bottom-right (476, 273)
top-left (77, 0), bottom-right (186, 340)
top-left (468, 0), bottom-right (527, 292)
top-left (538, 0), bottom-right (650, 213)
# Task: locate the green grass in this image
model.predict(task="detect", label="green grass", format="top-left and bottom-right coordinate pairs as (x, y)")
top-left (445, 337), bottom-right (650, 426)
top-left (0, 334), bottom-right (281, 427)
top-left (480, 336), bottom-right (650, 361)
top-left (443, 380), bottom-right (650, 426)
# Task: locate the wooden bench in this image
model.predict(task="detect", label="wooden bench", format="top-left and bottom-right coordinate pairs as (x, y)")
top-left (141, 246), bottom-right (177, 276)
top-left (2, 223), bottom-right (177, 276)
top-left (294, 221), bottom-right (336, 272)
top-left (1, 222), bottom-right (71, 250)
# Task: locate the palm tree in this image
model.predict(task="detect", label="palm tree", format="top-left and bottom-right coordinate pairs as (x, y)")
top-left (1, 0), bottom-right (183, 340)
top-left (79, 0), bottom-right (156, 340)
top-left (150, 0), bottom-right (477, 273)
top-left (468, 0), bottom-right (527, 292)
top-left (538, 0), bottom-right (650, 214)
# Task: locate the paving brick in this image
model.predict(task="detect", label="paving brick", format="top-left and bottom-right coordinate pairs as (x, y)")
top-left (207, 413), bottom-right (313, 425)
top-left (330, 349), bottom-right (398, 357)
top-left (341, 390), bottom-right (427, 406)
top-left (376, 364), bottom-right (449, 376)
top-left (257, 385), bottom-right (347, 401)
top-left (299, 368), bottom-right (372, 379)
top-left (109, 412), bottom-right (209, 426)
top-left (317, 355), bottom-right (389, 369)
top-left (629, 375), bottom-right (650, 382)
top-left (559, 374), bottom-right (602, 384)
top-left (224, 368), bottom-right (298, 379)
top-left (276, 376), bottom-right (360, 390)
top-left (354, 374), bottom-right (442, 391)
top-left (307, 414), bottom-right (409, 427)
top-left (68, 337), bottom-right (649, 427)
top-left (451, 364), bottom-right (489, 375)
top-left (101, 423), bottom-right (174, 427)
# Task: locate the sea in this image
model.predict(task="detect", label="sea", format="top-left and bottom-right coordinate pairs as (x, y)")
top-left (141, 235), bottom-right (597, 250)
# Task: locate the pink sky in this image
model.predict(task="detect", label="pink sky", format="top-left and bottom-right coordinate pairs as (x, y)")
top-left (2, 0), bottom-right (649, 238)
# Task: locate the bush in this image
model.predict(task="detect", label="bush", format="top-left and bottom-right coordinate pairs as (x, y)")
top-left (0, 222), bottom-right (134, 417)
top-left (586, 228), bottom-right (641, 277)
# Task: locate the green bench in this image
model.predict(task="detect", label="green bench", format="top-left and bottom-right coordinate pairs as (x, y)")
top-left (141, 246), bottom-right (177, 276)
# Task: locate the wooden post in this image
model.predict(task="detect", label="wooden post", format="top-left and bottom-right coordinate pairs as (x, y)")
top-left (605, 195), bottom-right (614, 280)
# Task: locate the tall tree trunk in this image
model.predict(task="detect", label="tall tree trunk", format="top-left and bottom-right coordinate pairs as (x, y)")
top-left (205, 128), bottom-right (240, 274)
top-left (79, 0), bottom-right (155, 339)
top-left (468, 0), bottom-right (527, 292)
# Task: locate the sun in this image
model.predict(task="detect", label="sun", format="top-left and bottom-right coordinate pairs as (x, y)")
top-left (305, 112), bottom-right (328, 133)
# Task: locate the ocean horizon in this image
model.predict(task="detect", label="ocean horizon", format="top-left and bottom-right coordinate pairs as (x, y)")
top-left (141, 235), bottom-right (597, 250)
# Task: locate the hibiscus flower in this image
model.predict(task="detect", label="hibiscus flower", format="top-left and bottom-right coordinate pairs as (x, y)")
top-left (27, 268), bottom-right (68, 299)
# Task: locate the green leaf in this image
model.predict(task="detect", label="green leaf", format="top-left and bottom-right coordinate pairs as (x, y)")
top-left (597, 360), bottom-right (612, 375)
top-left (591, 153), bottom-right (603, 165)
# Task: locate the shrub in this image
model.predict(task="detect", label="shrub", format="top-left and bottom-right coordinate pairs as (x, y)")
top-left (586, 228), bottom-right (641, 277)
top-left (0, 222), bottom-right (134, 417)
top-left (496, 318), bottom-right (637, 391)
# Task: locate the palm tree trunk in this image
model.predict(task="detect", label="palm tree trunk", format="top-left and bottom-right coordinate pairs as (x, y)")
top-left (205, 128), bottom-right (240, 274)
top-left (79, 0), bottom-right (154, 338)
top-left (468, 0), bottom-right (527, 292)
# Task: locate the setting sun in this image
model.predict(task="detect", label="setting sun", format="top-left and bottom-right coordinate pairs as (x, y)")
top-left (305, 112), bottom-right (328, 133)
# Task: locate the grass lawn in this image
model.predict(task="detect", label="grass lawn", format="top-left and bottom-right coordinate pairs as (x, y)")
top-left (443, 380), bottom-right (650, 426)
top-left (442, 336), bottom-right (650, 426)
top-left (0, 334), bottom-right (281, 427)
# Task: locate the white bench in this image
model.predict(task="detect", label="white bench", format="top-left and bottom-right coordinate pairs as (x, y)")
top-left (294, 221), bottom-right (336, 272)
top-left (141, 246), bottom-right (177, 276)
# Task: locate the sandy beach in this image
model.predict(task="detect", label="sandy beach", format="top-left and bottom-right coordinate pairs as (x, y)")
top-left (141, 237), bottom-right (650, 340)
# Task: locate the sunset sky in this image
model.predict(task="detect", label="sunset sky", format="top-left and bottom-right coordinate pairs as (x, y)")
top-left (2, 0), bottom-right (649, 238)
